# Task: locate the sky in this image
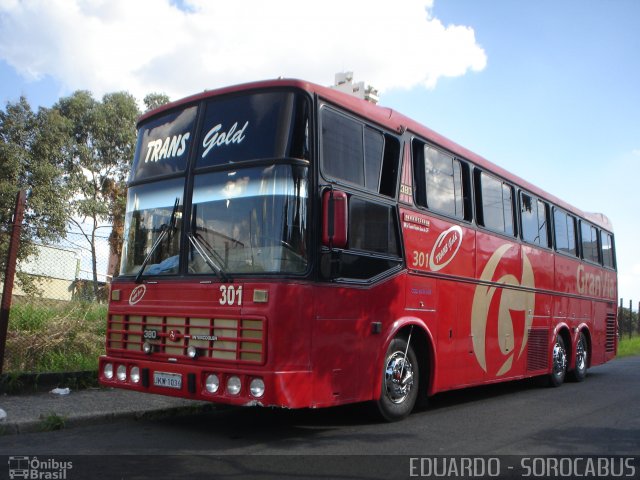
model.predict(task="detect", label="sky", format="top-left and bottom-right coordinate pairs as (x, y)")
top-left (1, 0), bottom-right (639, 304)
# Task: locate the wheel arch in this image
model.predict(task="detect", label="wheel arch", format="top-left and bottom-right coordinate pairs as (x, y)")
top-left (554, 322), bottom-right (572, 361)
top-left (576, 324), bottom-right (592, 369)
top-left (374, 317), bottom-right (436, 403)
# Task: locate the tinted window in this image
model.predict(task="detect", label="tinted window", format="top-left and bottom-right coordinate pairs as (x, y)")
top-left (322, 108), bottom-right (365, 185)
top-left (424, 146), bottom-right (464, 218)
top-left (364, 126), bottom-right (384, 191)
top-left (479, 172), bottom-right (514, 235)
top-left (321, 196), bottom-right (401, 281)
top-left (601, 232), bottom-right (615, 269)
top-left (130, 107), bottom-right (197, 182)
top-left (520, 192), bottom-right (549, 247)
top-left (348, 198), bottom-right (399, 255)
top-left (553, 208), bottom-right (577, 256)
top-left (581, 221), bottom-right (600, 263)
top-left (197, 91), bottom-right (309, 168)
top-left (321, 107), bottom-right (398, 196)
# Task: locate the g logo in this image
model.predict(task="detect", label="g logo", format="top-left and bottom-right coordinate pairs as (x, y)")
top-left (471, 244), bottom-right (535, 376)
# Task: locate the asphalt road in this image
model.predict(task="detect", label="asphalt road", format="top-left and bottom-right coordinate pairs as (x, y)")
top-left (2, 356), bottom-right (639, 479)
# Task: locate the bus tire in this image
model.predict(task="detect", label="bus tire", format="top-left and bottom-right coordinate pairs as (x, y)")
top-left (375, 337), bottom-right (419, 422)
top-left (569, 332), bottom-right (588, 382)
top-left (548, 334), bottom-right (567, 387)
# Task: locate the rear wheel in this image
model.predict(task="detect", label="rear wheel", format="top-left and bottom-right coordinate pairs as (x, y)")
top-left (375, 337), bottom-right (419, 422)
top-left (548, 334), bottom-right (567, 387)
top-left (570, 332), bottom-right (588, 382)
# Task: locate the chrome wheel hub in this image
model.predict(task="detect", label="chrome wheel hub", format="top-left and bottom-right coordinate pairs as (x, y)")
top-left (576, 337), bottom-right (587, 371)
top-left (384, 351), bottom-right (414, 404)
top-left (552, 341), bottom-right (567, 378)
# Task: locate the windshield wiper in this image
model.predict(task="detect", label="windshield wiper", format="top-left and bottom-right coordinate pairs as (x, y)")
top-left (188, 233), bottom-right (231, 282)
top-left (189, 204), bottom-right (231, 282)
top-left (135, 197), bottom-right (180, 284)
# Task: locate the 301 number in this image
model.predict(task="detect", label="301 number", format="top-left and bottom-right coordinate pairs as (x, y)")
top-left (219, 285), bottom-right (243, 306)
top-left (412, 250), bottom-right (429, 268)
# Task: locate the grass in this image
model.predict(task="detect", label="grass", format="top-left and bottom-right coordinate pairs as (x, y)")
top-left (39, 412), bottom-right (66, 431)
top-left (4, 301), bottom-right (107, 374)
top-left (617, 334), bottom-right (640, 358)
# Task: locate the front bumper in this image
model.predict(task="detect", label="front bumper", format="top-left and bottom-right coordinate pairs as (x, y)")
top-left (98, 355), bottom-right (313, 408)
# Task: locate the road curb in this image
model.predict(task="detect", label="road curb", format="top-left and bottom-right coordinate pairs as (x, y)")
top-left (1, 397), bottom-right (215, 435)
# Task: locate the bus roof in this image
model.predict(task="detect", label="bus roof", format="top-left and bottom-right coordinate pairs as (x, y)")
top-left (139, 78), bottom-right (613, 233)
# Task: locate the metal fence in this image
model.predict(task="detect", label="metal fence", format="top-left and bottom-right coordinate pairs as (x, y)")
top-left (1, 196), bottom-right (111, 375)
top-left (618, 299), bottom-right (640, 339)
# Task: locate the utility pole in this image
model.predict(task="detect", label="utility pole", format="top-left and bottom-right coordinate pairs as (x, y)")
top-left (0, 190), bottom-right (26, 374)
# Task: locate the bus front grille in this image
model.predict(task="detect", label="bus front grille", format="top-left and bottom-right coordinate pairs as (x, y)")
top-left (107, 314), bottom-right (265, 364)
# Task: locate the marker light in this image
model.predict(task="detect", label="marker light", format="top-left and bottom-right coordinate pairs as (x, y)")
top-left (205, 374), bottom-right (220, 394)
top-left (116, 364), bottom-right (127, 382)
top-left (143, 342), bottom-right (153, 354)
top-left (227, 376), bottom-right (241, 395)
top-left (187, 345), bottom-right (198, 358)
top-left (249, 378), bottom-right (265, 398)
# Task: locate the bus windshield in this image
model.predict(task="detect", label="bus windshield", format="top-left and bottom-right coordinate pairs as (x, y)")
top-left (120, 164), bottom-right (309, 277)
top-left (120, 178), bottom-right (184, 277)
top-left (189, 164), bottom-right (308, 275)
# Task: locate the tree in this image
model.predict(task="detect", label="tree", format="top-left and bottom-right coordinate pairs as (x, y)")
top-left (143, 92), bottom-right (171, 112)
top-left (54, 91), bottom-right (139, 298)
top-left (0, 97), bottom-right (71, 293)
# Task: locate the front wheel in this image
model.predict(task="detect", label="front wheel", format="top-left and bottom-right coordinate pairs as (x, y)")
top-left (548, 334), bottom-right (567, 387)
top-left (375, 337), bottom-right (419, 422)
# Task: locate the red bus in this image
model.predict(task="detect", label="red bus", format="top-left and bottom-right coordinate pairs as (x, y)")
top-left (99, 79), bottom-right (618, 421)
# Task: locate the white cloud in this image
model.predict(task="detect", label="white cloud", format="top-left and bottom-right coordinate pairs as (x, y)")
top-left (0, 0), bottom-right (487, 102)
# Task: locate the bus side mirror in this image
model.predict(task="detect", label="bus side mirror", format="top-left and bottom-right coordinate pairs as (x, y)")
top-left (322, 189), bottom-right (348, 249)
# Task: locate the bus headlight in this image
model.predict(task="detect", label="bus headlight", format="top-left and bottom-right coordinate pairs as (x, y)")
top-left (227, 376), bottom-right (241, 395)
top-left (249, 378), bottom-right (265, 398)
top-left (103, 363), bottom-right (114, 380)
top-left (205, 374), bottom-right (219, 394)
top-left (143, 342), bottom-right (153, 354)
top-left (130, 366), bottom-right (141, 384)
top-left (187, 345), bottom-right (198, 358)
top-left (117, 364), bottom-right (127, 382)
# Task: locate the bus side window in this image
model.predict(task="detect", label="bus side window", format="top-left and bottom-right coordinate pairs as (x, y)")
top-left (520, 192), bottom-right (550, 248)
top-left (601, 231), bottom-right (616, 269)
top-left (580, 221), bottom-right (600, 264)
top-left (321, 106), bottom-right (399, 198)
top-left (412, 140), bottom-right (469, 220)
top-left (553, 208), bottom-right (577, 257)
top-left (476, 170), bottom-right (515, 236)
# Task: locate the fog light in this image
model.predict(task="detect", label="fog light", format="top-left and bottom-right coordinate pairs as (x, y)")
top-left (130, 366), bottom-right (140, 384)
top-left (143, 342), bottom-right (153, 354)
top-left (227, 376), bottom-right (241, 395)
top-left (187, 345), bottom-right (198, 358)
top-left (205, 374), bottom-right (219, 393)
top-left (117, 364), bottom-right (127, 382)
top-left (103, 363), bottom-right (114, 380)
top-left (249, 378), bottom-right (265, 398)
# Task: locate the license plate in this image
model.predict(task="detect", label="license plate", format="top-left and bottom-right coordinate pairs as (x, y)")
top-left (153, 372), bottom-right (182, 389)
